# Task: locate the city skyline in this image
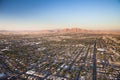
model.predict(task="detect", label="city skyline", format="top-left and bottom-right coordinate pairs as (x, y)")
top-left (0, 0), bottom-right (120, 30)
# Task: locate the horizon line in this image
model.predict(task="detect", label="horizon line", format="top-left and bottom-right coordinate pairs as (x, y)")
top-left (0, 27), bottom-right (120, 32)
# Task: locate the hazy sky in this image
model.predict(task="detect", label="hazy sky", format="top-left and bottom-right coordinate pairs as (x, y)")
top-left (0, 0), bottom-right (120, 30)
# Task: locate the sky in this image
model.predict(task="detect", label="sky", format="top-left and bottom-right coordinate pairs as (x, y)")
top-left (0, 0), bottom-right (120, 30)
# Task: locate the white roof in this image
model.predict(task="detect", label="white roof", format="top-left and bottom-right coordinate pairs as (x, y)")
top-left (26, 70), bottom-right (35, 75)
top-left (97, 48), bottom-right (106, 52)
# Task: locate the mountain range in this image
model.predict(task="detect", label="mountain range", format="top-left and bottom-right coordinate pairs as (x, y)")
top-left (0, 28), bottom-right (120, 35)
